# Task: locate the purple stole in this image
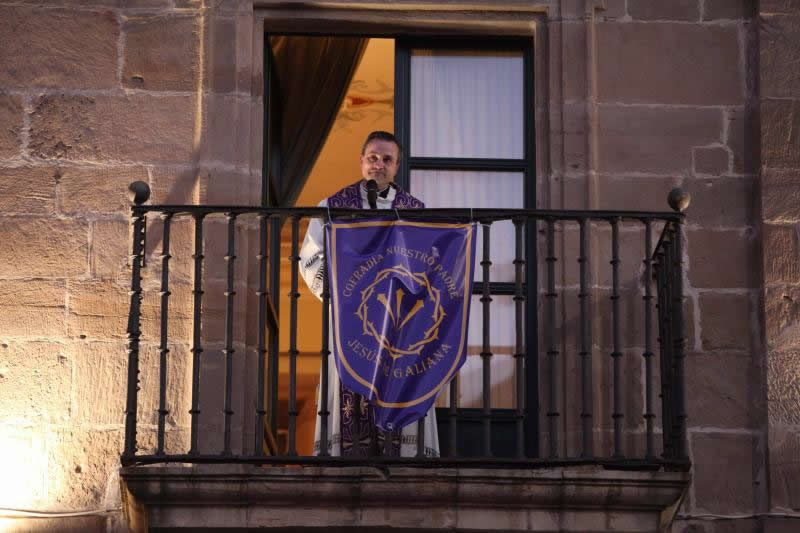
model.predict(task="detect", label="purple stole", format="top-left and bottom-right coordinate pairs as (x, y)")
top-left (327, 180), bottom-right (424, 457)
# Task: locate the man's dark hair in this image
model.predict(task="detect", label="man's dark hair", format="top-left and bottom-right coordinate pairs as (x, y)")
top-left (361, 130), bottom-right (403, 159)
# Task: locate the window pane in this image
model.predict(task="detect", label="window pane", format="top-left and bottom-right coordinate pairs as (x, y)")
top-left (410, 170), bottom-right (524, 282)
top-left (410, 49), bottom-right (524, 159)
top-left (434, 295), bottom-right (520, 408)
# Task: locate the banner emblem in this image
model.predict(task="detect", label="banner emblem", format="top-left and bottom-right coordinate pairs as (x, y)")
top-left (327, 219), bottom-right (476, 431)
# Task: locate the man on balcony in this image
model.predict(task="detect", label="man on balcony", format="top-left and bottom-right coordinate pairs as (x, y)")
top-left (299, 130), bottom-right (440, 458)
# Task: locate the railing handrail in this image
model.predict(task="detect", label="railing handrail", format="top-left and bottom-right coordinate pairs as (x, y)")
top-left (131, 204), bottom-right (685, 223)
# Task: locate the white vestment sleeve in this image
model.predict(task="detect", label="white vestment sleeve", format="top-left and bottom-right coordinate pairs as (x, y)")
top-left (299, 199), bottom-right (328, 300)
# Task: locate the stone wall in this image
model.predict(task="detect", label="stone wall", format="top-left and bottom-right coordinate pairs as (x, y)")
top-left (0, 0), bottom-right (260, 530)
top-left (544, 2), bottom-right (769, 530)
top-left (761, 0), bottom-right (800, 528)
top-left (0, 0), bottom-right (796, 532)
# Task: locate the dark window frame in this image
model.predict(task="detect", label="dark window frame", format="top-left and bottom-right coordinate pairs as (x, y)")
top-left (395, 37), bottom-right (539, 458)
top-left (262, 31), bottom-right (541, 457)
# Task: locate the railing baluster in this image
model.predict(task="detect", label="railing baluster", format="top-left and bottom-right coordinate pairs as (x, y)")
top-left (123, 207), bottom-right (146, 461)
top-left (643, 220), bottom-right (655, 459)
top-left (222, 214), bottom-right (237, 456)
top-left (269, 218), bottom-right (281, 440)
top-left (578, 218), bottom-right (593, 458)
top-left (481, 222), bottom-right (492, 457)
top-left (610, 218), bottom-right (623, 458)
top-left (416, 418), bottom-right (425, 458)
top-left (189, 213), bottom-right (205, 456)
top-left (319, 220), bottom-right (331, 457)
top-left (255, 214), bottom-right (268, 456)
top-left (513, 218), bottom-right (525, 458)
top-left (448, 377), bottom-right (458, 457)
top-left (671, 223), bottom-right (688, 460)
top-left (659, 237), bottom-right (674, 458)
top-left (156, 213), bottom-right (173, 456)
top-left (546, 218), bottom-right (558, 458)
top-left (288, 216), bottom-right (300, 457)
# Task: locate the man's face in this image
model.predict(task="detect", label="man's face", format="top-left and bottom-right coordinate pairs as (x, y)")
top-left (360, 139), bottom-right (400, 190)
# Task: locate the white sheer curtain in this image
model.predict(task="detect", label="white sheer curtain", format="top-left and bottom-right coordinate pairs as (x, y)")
top-left (408, 49), bottom-right (525, 409)
top-left (410, 49), bottom-right (524, 158)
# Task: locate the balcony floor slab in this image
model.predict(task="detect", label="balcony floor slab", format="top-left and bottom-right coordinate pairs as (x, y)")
top-left (121, 464), bottom-right (689, 532)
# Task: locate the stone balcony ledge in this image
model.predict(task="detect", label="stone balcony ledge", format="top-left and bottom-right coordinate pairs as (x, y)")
top-left (120, 464), bottom-right (690, 532)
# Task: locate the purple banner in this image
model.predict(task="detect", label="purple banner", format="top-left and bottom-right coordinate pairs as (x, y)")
top-left (326, 219), bottom-right (476, 431)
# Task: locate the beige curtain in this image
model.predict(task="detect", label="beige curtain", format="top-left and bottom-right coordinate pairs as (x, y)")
top-left (269, 36), bottom-right (367, 206)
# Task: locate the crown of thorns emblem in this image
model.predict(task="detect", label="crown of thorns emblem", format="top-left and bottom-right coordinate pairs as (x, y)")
top-left (356, 265), bottom-right (446, 360)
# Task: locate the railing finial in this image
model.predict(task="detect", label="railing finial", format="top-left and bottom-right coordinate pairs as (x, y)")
top-left (667, 188), bottom-right (690, 213)
top-left (129, 181), bottom-right (151, 205)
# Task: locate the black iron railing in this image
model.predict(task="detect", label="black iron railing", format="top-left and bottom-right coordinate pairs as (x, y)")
top-left (122, 181), bottom-right (690, 470)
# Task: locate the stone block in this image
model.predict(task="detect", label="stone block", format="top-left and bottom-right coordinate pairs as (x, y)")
top-left (198, 168), bottom-right (256, 205)
top-left (764, 518), bottom-right (800, 533)
top-left (597, 106), bottom-right (723, 174)
top-left (0, 94), bottom-right (23, 159)
top-left (66, 279), bottom-right (129, 340)
top-left (0, 279), bottom-right (66, 337)
top-left (765, 285), bottom-right (800, 347)
top-left (198, 280), bottom-right (249, 346)
top-left (762, 0), bottom-right (800, 14)
top-left (684, 177), bottom-right (757, 228)
top-left (691, 432), bottom-right (756, 514)
top-left (142, 215), bottom-right (196, 284)
top-left (591, 175), bottom-right (681, 212)
top-left (703, 0), bottom-right (754, 20)
top-left (767, 425), bottom-right (800, 510)
top-left (628, 0), bottom-right (699, 21)
top-left (136, 343), bottom-right (194, 430)
top-left (560, 22), bottom-right (588, 103)
top-left (123, 14), bottom-right (200, 91)
top-left (761, 14), bottom-right (800, 98)
top-left (200, 95), bottom-right (252, 165)
top-left (149, 166), bottom-right (200, 205)
top-left (204, 15), bottom-right (238, 94)
top-left (727, 106), bottom-right (759, 174)
top-left (68, 279), bottom-right (194, 342)
top-left (763, 169), bottom-right (800, 222)
top-left (699, 292), bottom-right (755, 351)
top-left (764, 223), bottom-right (800, 284)
top-left (45, 428), bottom-right (123, 509)
top-left (60, 166), bottom-right (149, 216)
top-left (600, 0), bottom-right (627, 20)
top-left (762, 99), bottom-right (800, 168)
top-left (29, 93), bottom-right (196, 163)
top-left (687, 228), bottom-right (759, 288)
top-left (0, 7), bottom-right (118, 89)
top-left (692, 146), bottom-right (730, 176)
top-left (685, 352), bottom-right (760, 429)
top-left (0, 341), bottom-right (71, 423)
top-left (597, 23), bottom-right (742, 105)
top-left (0, 516), bottom-right (109, 532)
top-left (12, 0), bottom-right (170, 6)
top-left (73, 341), bottom-right (127, 425)
top-left (0, 428), bottom-right (49, 508)
top-left (767, 351), bottom-right (800, 424)
top-left (90, 219), bottom-right (130, 279)
top-left (0, 166), bottom-right (56, 215)
top-left (674, 518), bottom-right (760, 533)
top-left (249, 102), bottom-right (264, 173)
top-left (558, 0), bottom-right (588, 20)
top-left (0, 217), bottom-right (88, 278)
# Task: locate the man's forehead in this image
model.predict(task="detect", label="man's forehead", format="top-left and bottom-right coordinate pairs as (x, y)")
top-left (363, 139), bottom-right (399, 156)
